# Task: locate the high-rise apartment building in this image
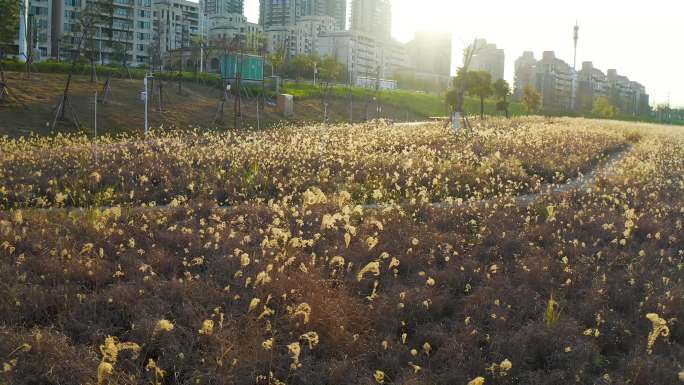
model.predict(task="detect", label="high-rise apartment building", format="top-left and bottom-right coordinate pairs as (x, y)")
top-left (406, 30), bottom-right (451, 77)
top-left (195, 0), bottom-right (260, 61)
top-left (629, 81), bottom-right (649, 116)
top-left (396, 30), bottom-right (452, 91)
top-left (50, 0), bottom-right (154, 67)
top-left (302, 0), bottom-right (346, 30)
top-left (607, 69), bottom-right (649, 116)
top-left (316, 30), bottom-right (406, 85)
top-left (535, 51), bottom-right (574, 111)
top-left (513, 51), bottom-right (650, 116)
top-left (207, 13), bottom-right (261, 45)
top-left (468, 39), bottom-right (505, 81)
top-left (261, 0), bottom-right (346, 60)
top-left (26, 0), bottom-right (54, 60)
top-left (324, 0), bottom-right (346, 31)
top-left (203, 0), bottom-right (243, 15)
top-left (512, 51), bottom-right (573, 111)
top-left (259, 0), bottom-right (300, 27)
top-left (260, 0), bottom-right (346, 30)
top-left (513, 51), bottom-right (536, 99)
top-left (152, 0), bottom-right (200, 56)
top-left (350, 0), bottom-right (391, 41)
top-left (266, 15), bottom-right (336, 57)
top-left (575, 61), bottom-right (609, 112)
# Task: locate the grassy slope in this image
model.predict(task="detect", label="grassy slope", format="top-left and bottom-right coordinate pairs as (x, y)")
top-left (281, 82), bottom-right (527, 118)
top-left (0, 72), bottom-right (428, 137)
top-left (5, 60), bottom-right (675, 126)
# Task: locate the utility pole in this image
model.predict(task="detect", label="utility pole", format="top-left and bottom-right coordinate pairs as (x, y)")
top-left (571, 22), bottom-right (579, 111)
top-left (573, 21), bottom-right (579, 71)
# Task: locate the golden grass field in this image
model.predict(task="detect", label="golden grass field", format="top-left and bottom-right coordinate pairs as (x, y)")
top-left (0, 117), bottom-right (682, 385)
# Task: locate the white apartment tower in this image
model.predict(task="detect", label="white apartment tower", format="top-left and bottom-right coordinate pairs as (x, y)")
top-left (350, 0), bottom-right (391, 41)
top-left (152, 0), bottom-right (200, 55)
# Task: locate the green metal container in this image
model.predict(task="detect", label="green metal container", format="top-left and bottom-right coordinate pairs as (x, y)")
top-left (220, 54), bottom-right (264, 81)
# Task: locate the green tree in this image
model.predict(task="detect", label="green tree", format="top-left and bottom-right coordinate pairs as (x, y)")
top-left (55, 0), bottom-right (112, 124)
top-left (189, 35), bottom-right (208, 77)
top-left (444, 39), bottom-right (482, 131)
top-left (287, 54), bottom-right (313, 81)
top-left (265, 44), bottom-right (285, 77)
top-left (445, 88), bottom-right (458, 111)
top-left (522, 84), bottom-right (541, 115)
top-left (0, 0), bottom-right (20, 57)
top-left (245, 31), bottom-right (266, 55)
top-left (314, 55), bottom-right (343, 123)
top-left (492, 78), bottom-right (511, 118)
top-left (0, 0), bottom-right (20, 93)
top-left (465, 71), bottom-right (492, 119)
top-left (592, 96), bottom-right (619, 119)
top-left (318, 55), bottom-right (343, 82)
top-left (112, 37), bottom-right (132, 76)
top-left (78, 0), bottom-right (114, 82)
top-left (445, 68), bottom-right (468, 111)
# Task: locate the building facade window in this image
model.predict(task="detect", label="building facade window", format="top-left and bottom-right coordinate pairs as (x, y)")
top-left (114, 7), bottom-right (129, 17)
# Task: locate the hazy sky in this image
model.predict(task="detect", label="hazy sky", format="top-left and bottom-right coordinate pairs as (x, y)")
top-left (244, 0), bottom-right (683, 107)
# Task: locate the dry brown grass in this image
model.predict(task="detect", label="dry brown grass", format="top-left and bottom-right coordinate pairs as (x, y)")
top-left (0, 119), bottom-right (682, 385)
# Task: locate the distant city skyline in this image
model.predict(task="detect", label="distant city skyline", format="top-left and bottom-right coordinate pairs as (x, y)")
top-left (240, 0), bottom-right (683, 107)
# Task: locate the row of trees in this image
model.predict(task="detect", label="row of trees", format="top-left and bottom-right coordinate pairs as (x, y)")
top-left (0, 0), bottom-right (20, 59)
top-left (0, 0), bottom-right (21, 101)
top-left (445, 70), bottom-right (513, 119)
top-left (159, 30), bottom-right (270, 75)
top-left (156, 33), bottom-right (347, 86)
top-left (265, 50), bottom-right (347, 84)
top-left (445, 69), bottom-right (546, 119)
top-left (592, 96), bottom-right (619, 119)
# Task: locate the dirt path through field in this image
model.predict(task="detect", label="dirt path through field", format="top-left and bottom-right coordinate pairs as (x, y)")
top-left (512, 144), bottom-right (632, 206)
